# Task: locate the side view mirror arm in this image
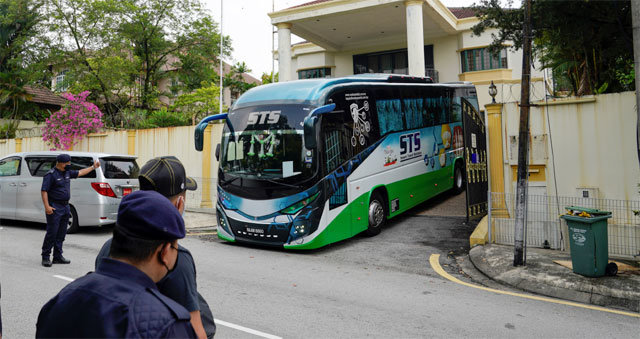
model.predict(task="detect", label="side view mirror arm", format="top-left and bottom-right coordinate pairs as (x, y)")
top-left (194, 113), bottom-right (232, 152)
top-left (303, 103), bottom-right (336, 150)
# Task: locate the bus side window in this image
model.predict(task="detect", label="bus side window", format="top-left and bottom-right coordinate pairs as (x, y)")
top-left (403, 97), bottom-right (424, 130)
top-left (376, 98), bottom-right (403, 135)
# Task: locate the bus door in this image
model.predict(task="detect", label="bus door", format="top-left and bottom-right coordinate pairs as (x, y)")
top-left (320, 103), bottom-right (352, 239)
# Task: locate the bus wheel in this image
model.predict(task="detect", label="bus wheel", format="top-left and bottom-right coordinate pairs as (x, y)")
top-left (453, 163), bottom-right (465, 195)
top-left (365, 192), bottom-right (386, 236)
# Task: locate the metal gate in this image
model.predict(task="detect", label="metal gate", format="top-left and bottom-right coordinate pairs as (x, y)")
top-left (461, 98), bottom-right (488, 221)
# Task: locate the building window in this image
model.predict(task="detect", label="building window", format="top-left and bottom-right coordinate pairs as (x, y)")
top-left (460, 48), bottom-right (507, 73)
top-left (55, 70), bottom-right (68, 92)
top-left (353, 46), bottom-right (434, 79)
top-left (298, 67), bottom-right (331, 79)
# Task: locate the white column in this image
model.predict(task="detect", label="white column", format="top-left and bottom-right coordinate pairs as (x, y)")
top-left (277, 23), bottom-right (293, 82)
top-left (405, 1), bottom-right (425, 77)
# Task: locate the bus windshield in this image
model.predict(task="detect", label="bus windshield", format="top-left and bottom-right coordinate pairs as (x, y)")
top-left (219, 103), bottom-right (318, 188)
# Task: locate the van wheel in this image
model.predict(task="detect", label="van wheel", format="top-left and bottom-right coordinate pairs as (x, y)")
top-left (365, 192), bottom-right (386, 237)
top-left (453, 163), bottom-right (465, 195)
top-left (67, 205), bottom-right (79, 234)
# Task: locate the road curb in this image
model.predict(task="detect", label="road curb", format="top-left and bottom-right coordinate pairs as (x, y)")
top-left (468, 245), bottom-right (640, 313)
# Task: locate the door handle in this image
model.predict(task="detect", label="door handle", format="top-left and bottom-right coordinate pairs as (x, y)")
top-left (19, 183), bottom-right (27, 187)
top-left (9, 183), bottom-right (16, 187)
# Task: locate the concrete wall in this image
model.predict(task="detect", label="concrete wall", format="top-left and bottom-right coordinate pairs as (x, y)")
top-left (499, 92), bottom-right (639, 202)
top-left (0, 124), bottom-right (225, 208)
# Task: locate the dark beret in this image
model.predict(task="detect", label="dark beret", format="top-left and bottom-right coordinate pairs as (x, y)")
top-left (116, 190), bottom-right (185, 240)
top-left (56, 154), bottom-right (71, 163)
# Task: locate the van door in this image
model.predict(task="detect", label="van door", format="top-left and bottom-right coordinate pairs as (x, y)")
top-left (18, 156), bottom-right (56, 222)
top-left (0, 156), bottom-right (22, 219)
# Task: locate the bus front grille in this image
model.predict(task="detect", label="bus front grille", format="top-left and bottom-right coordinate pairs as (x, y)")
top-left (227, 218), bottom-right (289, 244)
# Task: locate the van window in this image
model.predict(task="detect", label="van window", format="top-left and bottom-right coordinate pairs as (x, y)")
top-left (25, 157), bottom-right (55, 177)
top-left (26, 156), bottom-right (96, 178)
top-left (100, 157), bottom-right (139, 179)
top-left (0, 157), bottom-right (21, 176)
top-left (70, 157), bottom-right (97, 178)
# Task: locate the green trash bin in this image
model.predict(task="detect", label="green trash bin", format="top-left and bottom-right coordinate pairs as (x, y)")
top-left (560, 206), bottom-right (612, 277)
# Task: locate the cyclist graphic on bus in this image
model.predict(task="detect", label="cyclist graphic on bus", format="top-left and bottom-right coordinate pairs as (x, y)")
top-left (350, 100), bottom-right (371, 146)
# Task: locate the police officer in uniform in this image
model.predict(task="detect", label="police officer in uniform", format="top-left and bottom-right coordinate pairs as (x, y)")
top-left (95, 156), bottom-right (216, 338)
top-left (40, 153), bottom-right (99, 267)
top-left (36, 190), bottom-right (196, 338)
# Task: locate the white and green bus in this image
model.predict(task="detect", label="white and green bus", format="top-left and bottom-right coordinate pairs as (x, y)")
top-left (195, 74), bottom-right (479, 249)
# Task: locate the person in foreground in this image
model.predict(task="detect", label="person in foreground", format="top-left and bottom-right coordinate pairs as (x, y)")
top-left (36, 190), bottom-right (196, 338)
top-left (95, 156), bottom-right (216, 338)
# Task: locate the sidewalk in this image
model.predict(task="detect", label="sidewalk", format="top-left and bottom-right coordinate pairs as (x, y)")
top-left (183, 208), bottom-right (217, 231)
top-left (468, 244), bottom-right (640, 313)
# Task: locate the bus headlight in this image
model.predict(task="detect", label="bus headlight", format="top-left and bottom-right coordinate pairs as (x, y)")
top-left (280, 192), bottom-right (320, 215)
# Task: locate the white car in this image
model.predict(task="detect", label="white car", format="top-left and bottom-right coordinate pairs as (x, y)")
top-left (0, 151), bottom-right (139, 233)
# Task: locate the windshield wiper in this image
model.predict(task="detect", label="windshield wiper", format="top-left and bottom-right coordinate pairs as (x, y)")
top-left (219, 176), bottom-right (240, 186)
top-left (261, 178), bottom-right (304, 189)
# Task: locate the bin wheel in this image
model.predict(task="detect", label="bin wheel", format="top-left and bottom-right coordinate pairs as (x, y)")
top-left (605, 262), bottom-right (618, 276)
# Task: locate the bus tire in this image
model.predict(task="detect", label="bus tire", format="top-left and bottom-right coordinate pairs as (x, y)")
top-left (453, 163), bottom-right (465, 195)
top-left (365, 192), bottom-right (386, 236)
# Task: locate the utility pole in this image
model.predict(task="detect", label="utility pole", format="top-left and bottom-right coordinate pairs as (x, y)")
top-left (272, 0), bottom-right (275, 76)
top-left (219, 0), bottom-right (224, 114)
top-left (514, 0), bottom-right (532, 266)
top-left (632, 0), bottom-right (640, 165)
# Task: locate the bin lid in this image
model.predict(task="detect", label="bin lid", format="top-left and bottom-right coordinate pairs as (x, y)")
top-left (564, 206), bottom-right (611, 216)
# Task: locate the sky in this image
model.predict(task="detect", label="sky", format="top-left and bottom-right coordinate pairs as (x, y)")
top-left (202, 0), bottom-right (477, 79)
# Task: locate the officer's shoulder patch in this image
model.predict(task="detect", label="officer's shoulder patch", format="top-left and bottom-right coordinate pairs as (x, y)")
top-left (148, 288), bottom-right (190, 320)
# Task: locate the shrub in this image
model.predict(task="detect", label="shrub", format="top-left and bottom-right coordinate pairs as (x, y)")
top-left (0, 123), bottom-right (17, 139)
top-left (146, 107), bottom-right (190, 128)
top-left (42, 91), bottom-right (103, 150)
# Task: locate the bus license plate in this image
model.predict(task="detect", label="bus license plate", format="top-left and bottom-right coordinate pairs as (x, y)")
top-left (123, 188), bottom-right (132, 196)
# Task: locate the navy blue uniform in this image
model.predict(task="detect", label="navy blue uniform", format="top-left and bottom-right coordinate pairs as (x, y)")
top-left (40, 167), bottom-right (78, 260)
top-left (36, 258), bottom-right (196, 338)
top-left (96, 239), bottom-right (217, 338)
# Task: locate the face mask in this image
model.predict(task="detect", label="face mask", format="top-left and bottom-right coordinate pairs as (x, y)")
top-left (64, 165), bottom-right (72, 171)
top-left (160, 244), bottom-right (179, 277)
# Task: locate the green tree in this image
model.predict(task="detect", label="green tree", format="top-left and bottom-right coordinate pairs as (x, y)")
top-left (116, 0), bottom-right (231, 108)
top-left (171, 81), bottom-right (220, 125)
top-left (46, 0), bottom-right (232, 125)
top-left (0, 0), bottom-right (47, 137)
top-left (223, 61), bottom-right (257, 97)
top-left (471, 0), bottom-right (633, 95)
top-left (261, 71), bottom-right (278, 84)
top-left (47, 0), bottom-right (135, 126)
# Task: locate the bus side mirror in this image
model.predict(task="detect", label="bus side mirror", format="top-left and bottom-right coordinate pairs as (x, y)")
top-left (303, 103), bottom-right (336, 150)
top-left (215, 143), bottom-right (221, 161)
top-left (303, 116), bottom-right (318, 149)
top-left (194, 113), bottom-right (229, 152)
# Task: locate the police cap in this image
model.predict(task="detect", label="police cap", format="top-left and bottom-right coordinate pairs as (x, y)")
top-left (139, 156), bottom-right (197, 198)
top-left (56, 154), bottom-right (71, 163)
top-left (116, 190), bottom-right (185, 240)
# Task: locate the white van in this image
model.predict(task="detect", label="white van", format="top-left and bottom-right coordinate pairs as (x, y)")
top-left (0, 151), bottom-right (139, 233)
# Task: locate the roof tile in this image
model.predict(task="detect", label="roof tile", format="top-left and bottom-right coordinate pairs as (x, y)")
top-left (24, 86), bottom-right (66, 106)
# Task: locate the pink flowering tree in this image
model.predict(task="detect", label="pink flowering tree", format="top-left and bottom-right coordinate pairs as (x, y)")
top-left (42, 91), bottom-right (104, 150)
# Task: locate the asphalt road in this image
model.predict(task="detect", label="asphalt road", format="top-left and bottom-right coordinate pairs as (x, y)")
top-left (1, 201), bottom-right (638, 338)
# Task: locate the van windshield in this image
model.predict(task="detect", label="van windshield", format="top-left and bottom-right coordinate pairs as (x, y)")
top-left (100, 158), bottom-right (139, 179)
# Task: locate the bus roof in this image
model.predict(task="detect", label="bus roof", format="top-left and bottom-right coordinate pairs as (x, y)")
top-left (233, 74), bottom-right (473, 108)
